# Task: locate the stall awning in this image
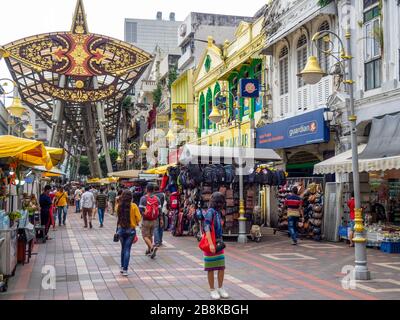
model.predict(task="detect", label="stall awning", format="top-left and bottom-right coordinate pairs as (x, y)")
top-left (0, 135), bottom-right (52, 170)
top-left (34, 166), bottom-right (66, 176)
top-left (108, 170), bottom-right (141, 179)
top-left (45, 147), bottom-right (65, 166)
top-left (359, 114), bottom-right (400, 159)
top-left (179, 145), bottom-right (281, 165)
top-left (145, 164), bottom-right (177, 175)
top-left (314, 144), bottom-right (400, 174)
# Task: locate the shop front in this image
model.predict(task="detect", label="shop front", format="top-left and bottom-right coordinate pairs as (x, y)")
top-left (256, 108), bottom-right (334, 240)
top-left (315, 114), bottom-right (400, 251)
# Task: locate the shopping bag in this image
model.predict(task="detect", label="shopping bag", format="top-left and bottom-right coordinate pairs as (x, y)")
top-left (199, 218), bottom-right (216, 254)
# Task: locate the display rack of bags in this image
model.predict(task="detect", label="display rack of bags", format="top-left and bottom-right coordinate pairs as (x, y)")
top-left (274, 177), bottom-right (325, 241)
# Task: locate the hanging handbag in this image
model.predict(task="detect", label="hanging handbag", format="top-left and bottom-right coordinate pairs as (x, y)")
top-left (215, 238), bottom-right (226, 253)
top-left (113, 227), bottom-right (120, 242)
top-left (133, 234), bottom-right (139, 244)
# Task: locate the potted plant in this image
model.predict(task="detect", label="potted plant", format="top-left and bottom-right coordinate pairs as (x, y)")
top-left (8, 211), bottom-right (22, 228)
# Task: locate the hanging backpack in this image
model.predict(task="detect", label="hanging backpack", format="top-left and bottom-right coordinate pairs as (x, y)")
top-left (160, 175), bottom-right (169, 191)
top-left (248, 168), bottom-right (256, 184)
top-left (224, 165), bottom-right (235, 184)
top-left (168, 166), bottom-right (180, 181)
top-left (214, 164), bottom-right (226, 184)
top-left (203, 166), bottom-right (216, 185)
top-left (170, 192), bottom-right (179, 210)
top-left (188, 164), bottom-right (203, 184)
top-left (143, 196), bottom-right (160, 221)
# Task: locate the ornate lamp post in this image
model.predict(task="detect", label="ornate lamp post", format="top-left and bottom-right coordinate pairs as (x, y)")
top-left (210, 90), bottom-right (247, 244)
top-left (1, 80), bottom-right (34, 138)
top-left (298, 29), bottom-right (370, 280)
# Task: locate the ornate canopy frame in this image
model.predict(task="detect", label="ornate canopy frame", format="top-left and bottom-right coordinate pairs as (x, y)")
top-left (0, 0), bottom-right (152, 177)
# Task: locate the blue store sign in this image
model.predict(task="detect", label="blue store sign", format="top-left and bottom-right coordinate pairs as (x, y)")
top-left (256, 109), bottom-right (330, 149)
top-left (239, 79), bottom-right (260, 98)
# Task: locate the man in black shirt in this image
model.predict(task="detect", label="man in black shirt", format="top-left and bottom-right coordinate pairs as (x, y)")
top-left (39, 185), bottom-right (53, 239)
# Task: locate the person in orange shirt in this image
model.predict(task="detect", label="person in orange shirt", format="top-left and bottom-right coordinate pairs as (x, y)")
top-left (115, 190), bottom-right (142, 277)
top-left (54, 186), bottom-right (68, 227)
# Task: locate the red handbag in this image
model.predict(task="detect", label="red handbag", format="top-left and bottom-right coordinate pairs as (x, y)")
top-left (133, 234), bottom-right (138, 244)
top-left (199, 217), bottom-right (216, 254)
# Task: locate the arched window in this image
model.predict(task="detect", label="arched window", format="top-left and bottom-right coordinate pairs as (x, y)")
top-left (206, 88), bottom-right (213, 130)
top-left (214, 82), bottom-right (221, 104)
top-left (317, 21), bottom-right (330, 74)
top-left (279, 46), bottom-right (289, 95)
top-left (297, 35), bottom-right (308, 88)
top-left (199, 93), bottom-right (205, 134)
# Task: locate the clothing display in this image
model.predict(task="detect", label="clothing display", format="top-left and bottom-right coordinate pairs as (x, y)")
top-left (275, 178), bottom-right (325, 241)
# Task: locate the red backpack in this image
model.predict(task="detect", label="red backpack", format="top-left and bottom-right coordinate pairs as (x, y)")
top-left (144, 196), bottom-right (159, 221)
top-left (170, 192), bottom-right (179, 210)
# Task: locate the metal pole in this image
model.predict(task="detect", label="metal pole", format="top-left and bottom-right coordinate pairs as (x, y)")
top-left (50, 75), bottom-right (66, 147)
top-left (345, 30), bottom-right (370, 280)
top-left (237, 119), bottom-right (247, 243)
top-left (93, 77), bottom-right (113, 174)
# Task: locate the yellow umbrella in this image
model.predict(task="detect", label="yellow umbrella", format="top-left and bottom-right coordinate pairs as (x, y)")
top-left (0, 135), bottom-right (52, 170)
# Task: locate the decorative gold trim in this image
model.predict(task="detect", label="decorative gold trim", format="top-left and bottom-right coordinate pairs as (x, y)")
top-left (354, 208), bottom-right (364, 233)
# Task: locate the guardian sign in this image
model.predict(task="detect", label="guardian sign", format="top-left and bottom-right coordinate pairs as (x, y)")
top-left (256, 109), bottom-right (329, 149)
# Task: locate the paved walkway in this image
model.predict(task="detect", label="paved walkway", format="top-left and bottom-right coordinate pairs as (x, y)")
top-left (1, 207), bottom-right (400, 300)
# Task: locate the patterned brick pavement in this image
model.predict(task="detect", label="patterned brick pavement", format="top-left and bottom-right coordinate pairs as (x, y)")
top-left (1, 207), bottom-right (400, 300)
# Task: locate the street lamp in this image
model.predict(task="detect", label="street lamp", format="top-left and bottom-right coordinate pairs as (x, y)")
top-left (210, 89), bottom-right (247, 244)
top-left (7, 87), bottom-right (27, 119)
top-left (298, 29), bottom-right (370, 280)
top-left (23, 124), bottom-right (35, 139)
top-left (166, 128), bottom-right (176, 141)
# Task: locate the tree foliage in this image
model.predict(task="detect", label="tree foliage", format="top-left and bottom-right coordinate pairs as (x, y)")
top-left (99, 148), bottom-right (119, 177)
top-left (78, 156), bottom-right (90, 176)
top-left (152, 83), bottom-right (162, 107)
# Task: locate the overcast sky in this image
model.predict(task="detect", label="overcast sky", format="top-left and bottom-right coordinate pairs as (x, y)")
top-left (0, 0), bottom-right (267, 81)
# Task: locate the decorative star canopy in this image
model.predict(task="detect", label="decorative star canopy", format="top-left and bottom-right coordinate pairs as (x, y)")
top-left (1, 0), bottom-right (152, 148)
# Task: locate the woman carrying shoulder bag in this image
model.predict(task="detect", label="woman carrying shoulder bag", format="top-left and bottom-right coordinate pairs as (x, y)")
top-left (202, 192), bottom-right (229, 300)
top-left (115, 190), bottom-right (142, 277)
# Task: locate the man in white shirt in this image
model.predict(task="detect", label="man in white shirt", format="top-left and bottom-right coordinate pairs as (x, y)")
top-left (74, 187), bottom-right (82, 213)
top-left (81, 186), bottom-right (95, 229)
top-left (90, 186), bottom-right (99, 220)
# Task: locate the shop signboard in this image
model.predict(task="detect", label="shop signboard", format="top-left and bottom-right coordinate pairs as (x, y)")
top-left (256, 108), bottom-right (330, 149)
top-left (156, 114), bottom-right (169, 132)
top-left (172, 104), bottom-right (187, 127)
top-left (239, 79), bottom-right (260, 98)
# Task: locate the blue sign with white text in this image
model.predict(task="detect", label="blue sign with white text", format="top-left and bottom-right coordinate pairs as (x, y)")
top-left (256, 109), bottom-right (330, 149)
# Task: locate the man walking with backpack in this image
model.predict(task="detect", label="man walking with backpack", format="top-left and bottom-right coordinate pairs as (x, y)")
top-left (139, 184), bottom-right (161, 259)
top-left (153, 185), bottom-right (166, 247)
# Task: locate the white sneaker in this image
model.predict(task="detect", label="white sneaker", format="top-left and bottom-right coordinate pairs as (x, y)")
top-left (210, 290), bottom-right (221, 300)
top-left (120, 267), bottom-right (124, 274)
top-left (218, 287), bottom-right (230, 299)
top-left (122, 271), bottom-right (128, 277)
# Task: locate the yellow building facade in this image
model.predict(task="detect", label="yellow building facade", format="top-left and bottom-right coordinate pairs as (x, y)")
top-left (191, 17), bottom-right (267, 147)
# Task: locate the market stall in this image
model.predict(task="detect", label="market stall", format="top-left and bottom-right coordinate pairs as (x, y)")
top-left (0, 136), bottom-right (56, 284)
top-left (162, 145), bottom-right (282, 240)
top-left (314, 114), bottom-right (400, 252)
